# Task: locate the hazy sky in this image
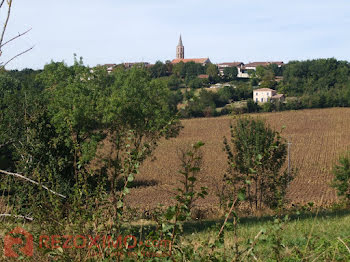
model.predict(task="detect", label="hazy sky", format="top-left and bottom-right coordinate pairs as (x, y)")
top-left (2, 0), bottom-right (350, 69)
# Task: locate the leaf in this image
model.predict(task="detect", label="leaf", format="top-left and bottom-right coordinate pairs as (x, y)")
top-left (123, 187), bottom-right (130, 194)
top-left (257, 154), bottom-right (262, 161)
top-left (117, 201), bottom-right (123, 208)
top-left (190, 167), bottom-right (200, 173)
top-left (193, 141), bottom-right (205, 149)
top-left (249, 168), bottom-right (256, 174)
top-left (238, 192), bottom-right (246, 201)
top-left (188, 176), bottom-right (197, 182)
top-left (128, 175), bottom-right (134, 182)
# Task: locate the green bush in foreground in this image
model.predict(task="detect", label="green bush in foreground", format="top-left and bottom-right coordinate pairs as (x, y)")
top-left (332, 151), bottom-right (350, 203)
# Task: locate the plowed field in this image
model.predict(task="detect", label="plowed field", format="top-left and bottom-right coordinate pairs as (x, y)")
top-left (125, 108), bottom-right (350, 216)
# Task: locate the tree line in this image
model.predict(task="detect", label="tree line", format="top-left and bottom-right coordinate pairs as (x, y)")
top-left (3, 57), bottom-right (350, 119)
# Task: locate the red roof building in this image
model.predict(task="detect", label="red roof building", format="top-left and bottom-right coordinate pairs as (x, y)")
top-left (198, 74), bottom-right (209, 79)
top-left (171, 58), bottom-right (211, 66)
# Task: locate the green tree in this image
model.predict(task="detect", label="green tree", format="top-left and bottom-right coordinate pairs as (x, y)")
top-left (332, 152), bottom-right (350, 202)
top-left (255, 66), bottom-right (266, 79)
top-left (223, 67), bottom-right (238, 81)
top-left (150, 61), bottom-right (168, 78)
top-left (223, 117), bottom-right (294, 211)
top-left (187, 77), bottom-right (205, 89)
top-left (96, 66), bottom-right (181, 219)
top-left (282, 58), bottom-right (350, 96)
top-left (167, 74), bottom-right (182, 90)
top-left (172, 62), bottom-right (185, 77)
top-left (246, 98), bottom-right (260, 113)
top-left (168, 89), bottom-right (183, 114)
top-left (206, 63), bottom-right (220, 83)
top-left (217, 86), bottom-right (235, 105)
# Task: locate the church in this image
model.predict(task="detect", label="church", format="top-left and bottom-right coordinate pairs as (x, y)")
top-left (171, 35), bottom-right (211, 66)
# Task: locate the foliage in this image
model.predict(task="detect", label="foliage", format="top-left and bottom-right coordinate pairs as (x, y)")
top-left (206, 63), bottom-right (220, 83)
top-left (180, 89), bottom-right (219, 118)
top-left (246, 98), bottom-right (260, 113)
top-left (187, 77), bottom-right (207, 89)
top-left (176, 141), bottom-right (208, 215)
top-left (280, 58), bottom-right (350, 96)
top-left (332, 152), bottom-right (350, 203)
top-left (167, 74), bottom-right (182, 90)
top-left (223, 117), bottom-right (294, 212)
top-left (168, 89), bottom-right (183, 114)
top-left (223, 66), bottom-right (238, 81)
top-left (148, 141), bottom-right (208, 257)
top-left (173, 61), bottom-right (205, 79)
top-left (149, 60), bottom-right (169, 78)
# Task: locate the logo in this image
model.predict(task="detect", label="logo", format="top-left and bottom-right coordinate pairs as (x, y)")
top-left (4, 227), bottom-right (34, 258)
top-left (3, 227), bottom-right (170, 258)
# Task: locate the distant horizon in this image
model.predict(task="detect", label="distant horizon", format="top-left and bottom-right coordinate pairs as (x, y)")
top-left (6, 56), bottom-right (350, 71)
top-left (2, 0), bottom-right (350, 70)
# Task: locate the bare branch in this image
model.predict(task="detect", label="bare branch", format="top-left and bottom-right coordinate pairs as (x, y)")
top-left (0, 0), bottom-right (5, 9)
top-left (0, 169), bottom-right (66, 198)
top-left (0, 0), bottom-right (12, 47)
top-left (217, 197), bottom-right (238, 239)
top-left (0, 45), bottom-right (34, 68)
top-left (0, 28), bottom-right (32, 49)
top-left (0, 213), bottom-right (33, 221)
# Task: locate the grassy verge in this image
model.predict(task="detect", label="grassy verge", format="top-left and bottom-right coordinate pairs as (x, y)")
top-left (1, 210), bottom-right (350, 261)
top-left (179, 210), bottom-right (350, 261)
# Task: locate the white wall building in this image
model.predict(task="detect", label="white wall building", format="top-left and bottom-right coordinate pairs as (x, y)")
top-left (253, 88), bottom-right (285, 103)
top-left (254, 88), bottom-right (276, 103)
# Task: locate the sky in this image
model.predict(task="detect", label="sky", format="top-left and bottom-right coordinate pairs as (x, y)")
top-left (2, 0), bottom-right (350, 70)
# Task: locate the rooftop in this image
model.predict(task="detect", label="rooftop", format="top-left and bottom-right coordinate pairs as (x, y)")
top-left (171, 58), bottom-right (210, 64)
top-left (217, 62), bottom-right (244, 67)
top-left (254, 88), bottom-right (276, 92)
top-left (245, 61), bottom-right (284, 67)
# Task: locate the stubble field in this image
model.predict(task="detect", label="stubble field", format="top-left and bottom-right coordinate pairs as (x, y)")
top-left (125, 108), bottom-right (350, 216)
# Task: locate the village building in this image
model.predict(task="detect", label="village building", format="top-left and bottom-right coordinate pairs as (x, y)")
top-left (217, 62), bottom-right (249, 78)
top-left (198, 74), bottom-right (209, 79)
top-left (217, 62), bottom-right (243, 74)
top-left (123, 62), bottom-right (151, 68)
top-left (245, 61), bottom-right (284, 71)
top-left (102, 64), bottom-right (117, 74)
top-left (253, 88), bottom-right (285, 103)
top-left (171, 35), bottom-right (211, 66)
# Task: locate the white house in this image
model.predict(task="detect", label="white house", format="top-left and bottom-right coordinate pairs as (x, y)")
top-left (217, 62), bottom-right (249, 78)
top-left (104, 64), bottom-right (117, 74)
top-left (253, 88), bottom-right (285, 103)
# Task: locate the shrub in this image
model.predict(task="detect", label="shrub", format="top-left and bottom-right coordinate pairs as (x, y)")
top-left (223, 117), bottom-right (295, 212)
top-left (332, 152), bottom-right (350, 203)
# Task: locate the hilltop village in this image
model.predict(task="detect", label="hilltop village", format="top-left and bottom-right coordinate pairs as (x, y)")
top-left (97, 35), bottom-right (290, 116)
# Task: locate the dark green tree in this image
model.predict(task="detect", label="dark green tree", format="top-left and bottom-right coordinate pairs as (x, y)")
top-left (150, 61), bottom-right (168, 78)
top-left (206, 63), bottom-right (220, 83)
top-left (223, 67), bottom-right (238, 81)
top-left (332, 152), bottom-right (350, 203)
top-left (246, 98), bottom-right (260, 113)
top-left (223, 117), bottom-right (294, 211)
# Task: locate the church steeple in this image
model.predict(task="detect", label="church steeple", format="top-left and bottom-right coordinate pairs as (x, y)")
top-left (178, 35), bottom-right (183, 46)
top-left (176, 34), bottom-right (184, 59)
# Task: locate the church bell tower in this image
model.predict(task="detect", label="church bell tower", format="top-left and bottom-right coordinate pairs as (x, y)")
top-left (176, 35), bottom-right (184, 59)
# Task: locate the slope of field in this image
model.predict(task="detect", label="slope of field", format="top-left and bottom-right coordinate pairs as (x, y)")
top-left (126, 108), bottom-right (350, 215)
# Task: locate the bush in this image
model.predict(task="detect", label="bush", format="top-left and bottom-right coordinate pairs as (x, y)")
top-left (223, 117), bottom-right (295, 212)
top-left (332, 152), bottom-right (350, 202)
